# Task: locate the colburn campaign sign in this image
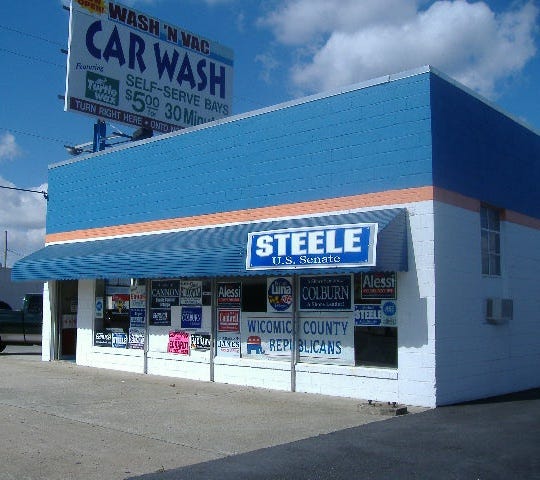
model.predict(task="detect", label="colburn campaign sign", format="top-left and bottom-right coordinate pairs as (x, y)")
top-left (246, 223), bottom-right (377, 271)
top-left (65, 1), bottom-right (233, 132)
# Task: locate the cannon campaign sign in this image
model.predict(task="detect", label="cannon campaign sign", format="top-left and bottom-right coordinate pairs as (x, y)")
top-left (247, 223), bottom-right (377, 270)
top-left (65, 1), bottom-right (234, 132)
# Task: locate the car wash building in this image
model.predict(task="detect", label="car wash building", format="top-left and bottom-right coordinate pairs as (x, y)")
top-left (13, 66), bottom-right (540, 407)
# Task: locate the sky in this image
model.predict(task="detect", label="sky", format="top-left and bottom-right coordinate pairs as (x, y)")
top-left (0, 0), bottom-right (538, 267)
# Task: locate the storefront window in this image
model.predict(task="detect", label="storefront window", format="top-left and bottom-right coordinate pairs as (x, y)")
top-left (94, 278), bottom-right (147, 349)
top-left (297, 275), bottom-right (355, 365)
top-left (241, 278), bottom-right (266, 312)
top-left (147, 279), bottom-right (212, 355)
top-left (354, 327), bottom-right (397, 367)
top-left (239, 277), bottom-right (293, 359)
top-left (90, 273), bottom-right (399, 369)
top-left (353, 272), bottom-right (398, 368)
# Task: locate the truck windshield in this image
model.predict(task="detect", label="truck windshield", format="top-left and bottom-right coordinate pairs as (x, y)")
top-left (26, 295), bottom-right (43, 314)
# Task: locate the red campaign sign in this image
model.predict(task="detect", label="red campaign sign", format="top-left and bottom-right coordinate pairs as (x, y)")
top-left (112, 293), bottom-right (130, 313)
top-left (218, 309), bottom-right (240, 332)
top-left (360, 272), bottom-right (397, 300)
top-left (217, 283), bottom-right (241, 308)
top-left (167, 331), bottom-right (190, 355)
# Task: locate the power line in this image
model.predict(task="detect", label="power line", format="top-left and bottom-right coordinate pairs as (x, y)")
top-left (6, 248), bottom-right (31, 259)
top-left (0, 126), bottom-right (71, 145)
top-left (0, 47), bottom-right (64, 68)
top-left (0, 185), bottom-right (48, 201)
top-left (0, 24), bottom-right (65, 47)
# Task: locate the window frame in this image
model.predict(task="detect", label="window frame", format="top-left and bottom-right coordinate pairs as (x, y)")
top-left (480, 205), bottom-right (501, 276)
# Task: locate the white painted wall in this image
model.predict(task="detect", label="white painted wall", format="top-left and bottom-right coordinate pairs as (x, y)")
top-left (434, 202), bottom-right (540, 405)
top-left (42, 281), bottom-right (54, 361)
top-left (395, 200), bottom-right (437, 407)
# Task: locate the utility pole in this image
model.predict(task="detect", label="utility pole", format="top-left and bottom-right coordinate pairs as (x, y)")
top-left (3, 230), bottom-right (6, 269)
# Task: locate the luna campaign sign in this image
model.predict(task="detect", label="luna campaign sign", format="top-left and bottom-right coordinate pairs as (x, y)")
top-left (65, 1), bottom-right (234, 132)
top-left (246, 223), bottom-right (377, 270)
top-left (267, 277), bottom-right (293, 313)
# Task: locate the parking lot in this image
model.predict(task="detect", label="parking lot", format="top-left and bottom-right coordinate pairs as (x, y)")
top-left (0, 345), bottom-right (403, 480)
top-left (2, 345), bottom-right (539, 480)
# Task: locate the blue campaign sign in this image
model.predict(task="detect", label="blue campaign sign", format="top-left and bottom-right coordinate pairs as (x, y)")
top-left (130, 307), bottom-right (146, 328)
top-left (246, 223), bottom-right (377, 270)
top-left (355, 304), bottom-right (383, 326)
top-left (299, 275), bottom-right (353, 311)
top-left (355, 302), bottom-right (398, 327)
top-left (181, 306), bottom-right (203, 329)
top-left (111, 332), bottom-right (127, 348)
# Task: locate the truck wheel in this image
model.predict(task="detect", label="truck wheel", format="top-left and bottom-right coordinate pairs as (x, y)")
top-left (0, 343), bottom-right (6, 353)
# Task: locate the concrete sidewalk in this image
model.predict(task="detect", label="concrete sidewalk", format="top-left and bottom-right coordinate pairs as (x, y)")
top-left (0, 347), bottom-right (407, 480)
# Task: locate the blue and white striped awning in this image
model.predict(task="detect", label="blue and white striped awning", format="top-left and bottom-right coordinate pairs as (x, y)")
top-left (12, 208), bottom-right (408, 281)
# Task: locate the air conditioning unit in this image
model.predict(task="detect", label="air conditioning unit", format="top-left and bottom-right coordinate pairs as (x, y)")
top-left (486, 298), bottom-right (513, 325)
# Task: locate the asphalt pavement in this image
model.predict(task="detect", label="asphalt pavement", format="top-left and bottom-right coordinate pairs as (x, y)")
top-left (1, 345), bottom-right (539, 480)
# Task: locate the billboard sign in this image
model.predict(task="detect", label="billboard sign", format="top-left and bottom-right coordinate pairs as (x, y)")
top-left (246, 223), bottom-right (378, 271)
top-left (65, 0), bottom-right (234, 133)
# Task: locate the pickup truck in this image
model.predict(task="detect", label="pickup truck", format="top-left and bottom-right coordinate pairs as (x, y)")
top-left (0, 293), bottom-right (43, 352)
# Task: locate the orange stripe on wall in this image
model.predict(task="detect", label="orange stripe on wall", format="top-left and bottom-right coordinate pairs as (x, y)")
top-left (44, 186), bottom-right (539, 244)
top-left (45, 186), bottom-right (435, 243)
top-left (502, 210), bottom-right (540, 230)
top-left (433, 188), bottom-right (480, 212)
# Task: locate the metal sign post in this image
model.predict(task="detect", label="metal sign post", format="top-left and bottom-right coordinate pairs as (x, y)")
top-left (93, 120), bottom-right (107, 152)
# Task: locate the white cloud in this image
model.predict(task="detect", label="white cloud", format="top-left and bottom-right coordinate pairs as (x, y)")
top-left (261, 0), bottom-right (539, 98)
top-left (0, 133), bottom-right (22, 162)
top-left (255, 52), bottom-right (281, 84)
top-left (0, 177), bottom-right (47, 267)
top-left (261, 0), bottom-right (417, 46)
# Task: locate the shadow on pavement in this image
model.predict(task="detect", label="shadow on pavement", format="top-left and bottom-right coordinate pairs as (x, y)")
top-left (460, 387), bottom-right (540, 405)
top-left (0, 350), bottom-right (41, 357)
top-left (127, 388), bottom-right (540, 480)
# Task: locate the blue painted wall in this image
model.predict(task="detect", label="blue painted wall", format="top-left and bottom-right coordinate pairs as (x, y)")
top-left (47, 73), bottom-right (433, 234)
top-left (430, 73), bottom-right (540, 218)
top-left (47, 69), bottom-right (539, 236)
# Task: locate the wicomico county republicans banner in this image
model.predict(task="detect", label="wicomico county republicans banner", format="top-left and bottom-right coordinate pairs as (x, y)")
top-left (246, 223), bottom-right (377, 270)
top-left (65, 0), bottom-right (234, 132)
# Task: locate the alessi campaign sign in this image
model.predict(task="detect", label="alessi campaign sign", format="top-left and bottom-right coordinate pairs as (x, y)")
top-left (65, 1), bottom-right (234, 132)
top-left (217, 282), bottom-right (241, 308)
top-left (360, 272), bottom-right (396, 299)
top-left (247, 223), bottom-right (377, 270)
